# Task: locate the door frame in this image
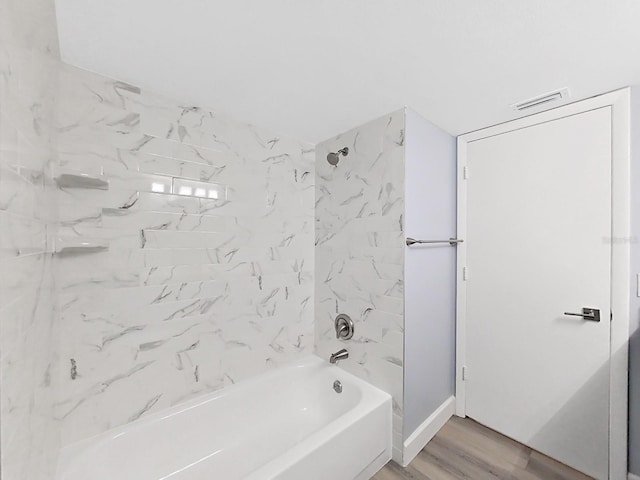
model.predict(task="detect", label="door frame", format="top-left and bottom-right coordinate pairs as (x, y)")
top-left (455, 88), bottom-right (630, 479)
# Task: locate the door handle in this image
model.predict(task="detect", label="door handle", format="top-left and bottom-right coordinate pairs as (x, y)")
top-left (563, 307), bottom-right (600, 322)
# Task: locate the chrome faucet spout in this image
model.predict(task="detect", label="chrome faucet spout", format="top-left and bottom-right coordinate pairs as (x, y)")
top-left (330, 348), bottom-right (349, 364)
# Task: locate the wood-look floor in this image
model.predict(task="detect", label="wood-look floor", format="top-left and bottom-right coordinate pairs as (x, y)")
top-left (372, 416), bottom-right (592, 480)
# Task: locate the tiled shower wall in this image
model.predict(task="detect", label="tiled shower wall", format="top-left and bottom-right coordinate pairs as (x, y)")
top-left (1, 7), bottom-right (316, 464)
top-left (0, 0), bottom-right (60, 478)
top-left (314, 110), bottom-right (405, 460)
top-left (53, 65), bottom-right (315, 447)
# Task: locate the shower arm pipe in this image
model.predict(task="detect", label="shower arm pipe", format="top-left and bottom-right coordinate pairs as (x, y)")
top-left (405, 237), bottom-right (464, 246)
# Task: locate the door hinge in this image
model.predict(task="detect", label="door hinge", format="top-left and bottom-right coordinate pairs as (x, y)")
top-left (463, 165), bottom-right (469, 180)
top-left (610, 310), bottom-right (613, 322)
top-left (462, 266), bottom-right (468, 281)
top-left (462, 366), bottom-right (468, 381)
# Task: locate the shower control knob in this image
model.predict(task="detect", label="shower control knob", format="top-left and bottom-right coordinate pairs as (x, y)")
top-left (334, 314), bottom-right (354, 340)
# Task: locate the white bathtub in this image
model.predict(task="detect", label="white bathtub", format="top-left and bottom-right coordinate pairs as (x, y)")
top-left (56, 355), bottom-right (392, 480)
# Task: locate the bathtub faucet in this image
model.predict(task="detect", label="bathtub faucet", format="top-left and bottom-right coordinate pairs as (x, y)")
top-left (329, 348), bottom-right (349, 364)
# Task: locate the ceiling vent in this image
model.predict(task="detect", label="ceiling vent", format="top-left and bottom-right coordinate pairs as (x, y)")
top-left (512, 88), bottom-right (570, 111)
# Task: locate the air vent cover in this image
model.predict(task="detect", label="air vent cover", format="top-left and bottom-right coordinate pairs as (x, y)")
top-left (512, 88), bottom-right (570, 111)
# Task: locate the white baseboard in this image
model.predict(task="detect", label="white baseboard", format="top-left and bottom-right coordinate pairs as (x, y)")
top-left (628, 473), bottom-right (640, 480)
top-left (401, 396), bottom-right (456, 467)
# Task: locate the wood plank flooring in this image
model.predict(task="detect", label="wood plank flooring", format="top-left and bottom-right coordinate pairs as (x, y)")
top-left (372, 416), bottom-right (592, 480)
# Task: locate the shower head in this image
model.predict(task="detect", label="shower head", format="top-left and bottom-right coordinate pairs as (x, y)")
top-left (327, 147), bottom-right (349, 166)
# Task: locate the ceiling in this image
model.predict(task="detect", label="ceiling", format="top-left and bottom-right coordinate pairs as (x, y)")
top-left (54, 0), bottom-right (640, 144)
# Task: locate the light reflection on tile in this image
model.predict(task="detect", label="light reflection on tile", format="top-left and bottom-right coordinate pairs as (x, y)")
top-left (151, 182), bottom-right (165, 193)
top-left (173, 177), bottom-right (226, 200)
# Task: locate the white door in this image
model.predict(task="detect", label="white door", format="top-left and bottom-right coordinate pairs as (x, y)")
top-left (465, 107), bottom-right (612, 479)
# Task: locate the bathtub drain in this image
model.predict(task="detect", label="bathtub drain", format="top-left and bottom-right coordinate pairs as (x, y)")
top-left (333, 380), bottom-right (342, 394)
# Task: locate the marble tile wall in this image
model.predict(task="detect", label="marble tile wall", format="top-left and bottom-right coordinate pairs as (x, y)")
top-left (0, 0), bottom-right (61, 478)
top-left (53, 64), bottom-right (316, 447)
top-left (314, 110), bottom-right (406, 461)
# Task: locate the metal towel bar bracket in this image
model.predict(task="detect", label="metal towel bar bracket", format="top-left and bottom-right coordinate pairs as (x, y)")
top-left (405, 237), bottom-right (464, 246)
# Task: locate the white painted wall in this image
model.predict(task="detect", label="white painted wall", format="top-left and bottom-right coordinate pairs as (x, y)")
top-left (53, 0), bottom-right (640, 144)
top-left (403, 109), bottom-right (457, 441)
top-left (629, 85), bottom-right (640, 477)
